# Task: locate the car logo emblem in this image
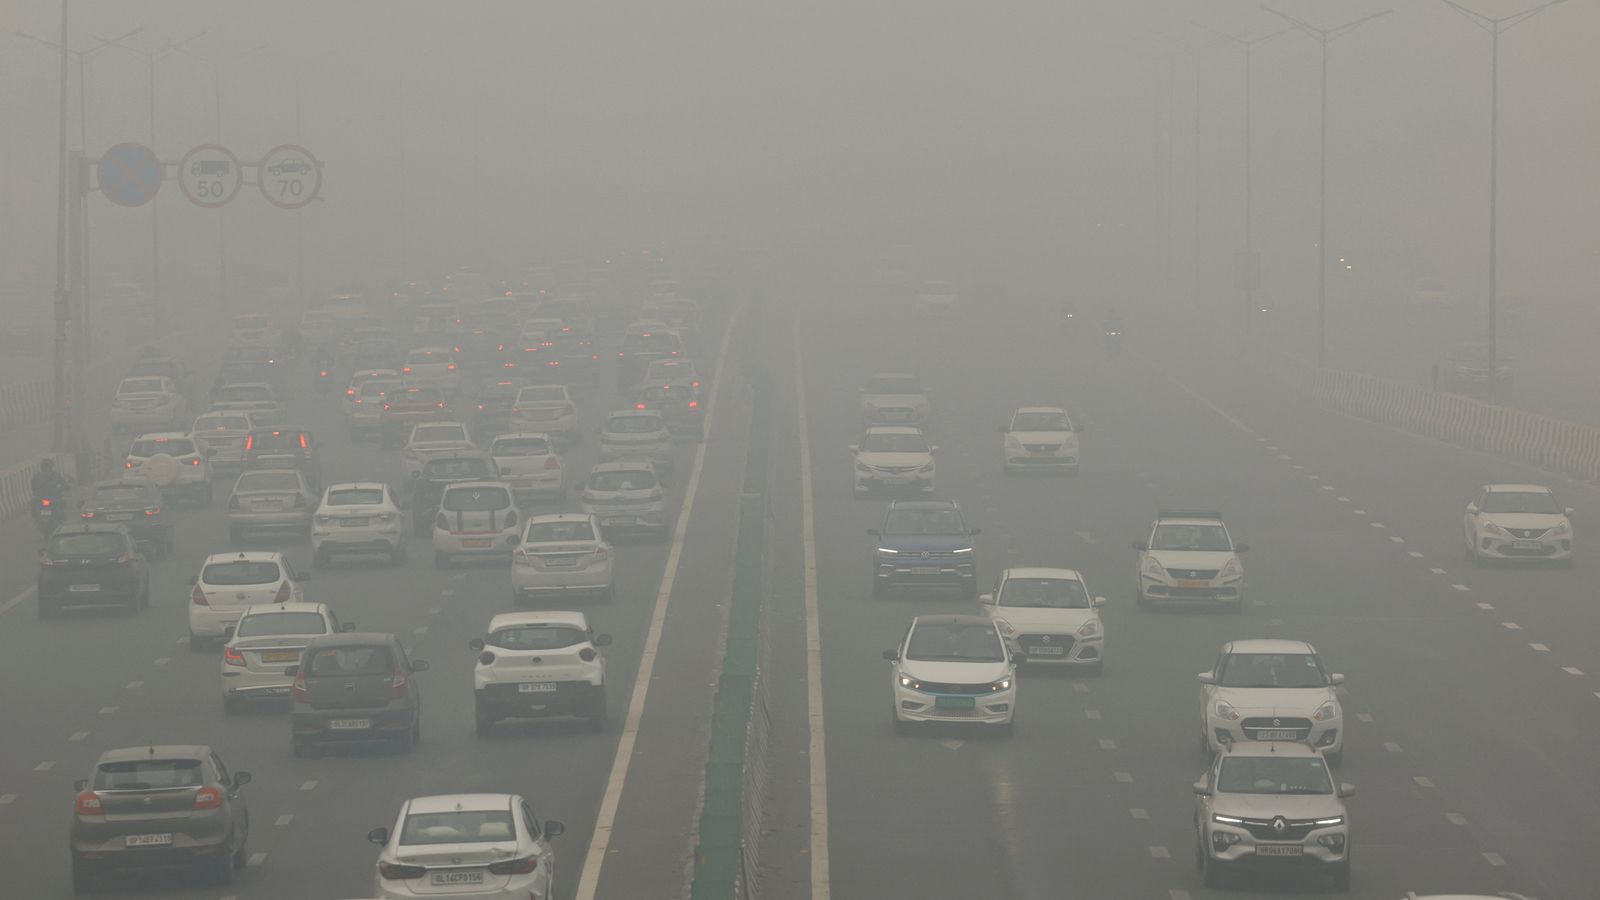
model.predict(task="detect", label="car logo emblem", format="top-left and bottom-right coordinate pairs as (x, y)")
top-left (236, 592), bottom-right (247, 601)
top-left (1041, 635), bottom-right (1052, 644)
top-left (344, 683), bottom-right (355, 691)
top-left (1272, 718), bottom-right (1281, 727)
top-left (451, 856), bottom-right (463, 864)
top-left (1271, 816), bottom-right (1287, 834)
top-left (920, 550), bottom-right (931, 559)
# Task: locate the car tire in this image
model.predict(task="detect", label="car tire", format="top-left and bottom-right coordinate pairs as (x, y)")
top-left (1328, 859), bottom-right (1351, 892)
top-left (891, 710), bottom-right (911, 735)
top-left (587, 693), bottom-right (607, 733)
top-left (208, 848), bottom-right (235, 885)
top-left (163, 531), bottom-right (176, 559)
top-left (1325, 748), bottom-right (1344, 768)
top-left (475, 701), bottom-right (495, 738)
top-left (291, 738), bottom-right (319, 758)
top-left (70, 859), bottom-right (94, 895)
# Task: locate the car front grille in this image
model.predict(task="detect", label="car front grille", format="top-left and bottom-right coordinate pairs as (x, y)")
top-left (915, 681), bottom-right (995, 695)
top-left (1168, 568), bottom-right (1219, 580)
top-left (1507, 528), bottom-right (1549, 539)
top-left (1240, 818), bottom-right (1318, 842)
top-left (1241, 717), bottom-right (1312, 740)
top-left (867, 465), bottom-right (921, 474)
top-left (1022, 443), bottom-right (1061, 453)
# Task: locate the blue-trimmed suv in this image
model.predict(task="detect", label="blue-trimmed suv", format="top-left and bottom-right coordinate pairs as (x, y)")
top-left (868, 500), bottom-right (980, 598)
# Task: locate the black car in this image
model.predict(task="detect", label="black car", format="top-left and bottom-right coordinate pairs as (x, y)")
top-left (243, 428), bottom-right (323, 495)
top-left (70, 745), bottom-right (251, 890)
top-left (78, 480), bottom-right (173, 558)
top-left (470, 379), bottom-right (523, 438)
top-left (37, 524), bottom-right (150, 618)
top-left (288, 632), bottom-right (427, 756)
top-left (867, 500), bottom-right (981, 598)
top-left (409, 450), bottom-right (496, 537)
top-left (217, 346), bottom-right (285, 392)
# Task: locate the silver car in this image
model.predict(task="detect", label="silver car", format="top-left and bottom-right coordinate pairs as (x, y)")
top-left (210, 382), bottom-right (284, 428)
top-left (111, 376), bottom-right (187, 433)
top-left (227, 469), bottom-right (315, 544)
top-left (311, 483), bottom-right (407, 566)
top-left (221, 602), bottom-right (349, 712)
top-left (367, 793), bottom-right (563, 900)
top-left (192, 411), bottom-right (253, 473)
top-left (511, 514), bottom-right (614, 604)
top-left (597, 410), bottom-right (674, 477)
top-left (580, 460), bottom-right (668, 539)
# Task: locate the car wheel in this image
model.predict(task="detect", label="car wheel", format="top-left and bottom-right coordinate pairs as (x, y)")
top-left (390, 543), bottom-right (407, 565)
top-left (70, 859), bottom-right (94, 895)
top-left (164, 532), bottom-right (176, 558)
top-left (475, 701), bottom-right (496, 738)
top-left (434, 551), bottom-right (450, 569)
top-left (207, 848), bottom-right (235, 885)
top-left (587, 693), bottom-right (607, 733)
top-left (1324, 748), bottom-right (1344, 768)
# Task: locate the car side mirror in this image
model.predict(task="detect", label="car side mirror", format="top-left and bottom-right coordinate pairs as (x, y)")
top-left (410, 659), bottom-right (429, 673)
top-left (847, 444), bottom-right (859, 453)
top-left (1565, 507), bottom-right (1575, 518)
top-left (544, 820), bottom-right (565, 838)
top-left (1093, 596), bottom-right (1107, 607)
top-left (1337, 783), bottom-right (1356, 798)
top-left (468, 637), bottom-right (485, 651)
top-left (978, 593), bottom-right (994, 605)
top-left (929, 446), bottom-right (939, 454)
top-left (367, 827), bottom-right (389, 845)
top-left (594, 633), bottom-right (613, 647)
top-left (866, 528), bottom-right (880, 536)
top-left (1465, 503), bottom-right (1479, 514)
top-left (284, 664), bottom-right (299, 677)
top-left (1193, 780), bottom-right (1211, 796)
top-left (232, 771), bottom-right (251, 787)
top-left (1132, 541), bottom-right (1148, 552)
top-left (1197, 672), bottom-right (1215, 685)
top-left (1233, 543), bottom-right (1249, 553)
top-left (1329, 673), bottom-right (1345, 686)
top-left (968, 527), bottom-right (981, 536)
top-left (74, 779), bottom-right (88, 792)
top-left (882, 649), bottom-right (899, 661)
top-left (340, 622), bottom-right (356, 632)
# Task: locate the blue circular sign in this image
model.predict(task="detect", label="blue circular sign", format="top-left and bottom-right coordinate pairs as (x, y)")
top-left (97, 142), bottom-right (163, 208)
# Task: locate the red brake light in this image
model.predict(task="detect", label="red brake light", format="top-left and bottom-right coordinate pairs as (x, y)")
top-left (80, 510), bottom-right (94, 518)
top-left (487, 856), bottom-right (538, 875)
top-left (191, 584), bottom-right (209, 606)
top-left (190, 457), bottom-right (201, 465)
top-left (75, 792), bottom-right (103, 816)
top-left (144, 508), bottom-right (160, 516)
top-left (390, 668), bottom-right (408, 698)
top-left (154, 436), bottom-right (169, 443)
top-left (291, 669), bottom-right (309, 703)
top-left (319, 370), bottom-right (329, 377)
top-left (635, 402), bottom-right (646, 410)
top-left (382, 403), bottom-right (391, 410)
top-left (194, 786), bottom-right (224, 810)
top-left (688, 400), bottom-right (699, 408)
top-left (40, 497), bottom-right (52, 508)
top-left (299, 433), bottom-right (309, 449)
top-left (446, 363), bottom-right (457, 371)
top-left (402, 366), bottom-right (412, 374)
top-left (544, 456), bottom-right (561, 470)
top-left (224, 645), bottom-right (245, 667)
top-left (244, 434), bottom-right (254, 451)
top-left (124, 461), bottom-right (134, 469)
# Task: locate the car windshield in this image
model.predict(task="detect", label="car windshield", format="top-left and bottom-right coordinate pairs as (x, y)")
top-left (119, 377), bottom-right (165, 394)
top-left (1216, 757), bottom-right (1334, 795)
top-left (906, 622), bottom-right (1005, 662)
top-left (1483, 491), bottom-right (1560, 514)
top-left (1151, 523), bottom-right (1231, 552)
top-left (412, 425), bottom-right (467, 444)
top-left (92, 485), bottom-right (151, 505)
top-left (526, 520), bottom-right (596, 542)
top-left (489, 625), bottom-right (588, 650)
top-left (424, 458), bottom-right (492, 478)
top-left (442, 487), bottom-right (511, 511)
top-left (494, 437), bottom-right (552, 457)
top-left (400, 810), bottom-right (518, 845)
top-left (202, 561), bottom-right (282, 586)
top-left (94, 758), bottom-right (202, 791)
top-left (517, 386), bottom-right (567, 404)
top-left (1217, 653), bottom-right (1329, 689)
top-left (883, 508), bottom-right (966, 535)
top-left (236, 472), bottom-right (302, 493)
top-left (196, 415), bottom-right (250, 432)
top-left (50, 533), bottom-right (125, 557)
top-left (236, 612), bottom-right (327, 638)
top-left (866, 376), bottom-right (920, 394)
top-left (1012, 412), bottom-right (1072, 431)
top-left (328, 488), bottom-right (385, 506)
top-left (606, 415), bottom-right (663, 435)
top-left (589, 470), bottom-right (657, 492)
top-left (308, 645), bottom-right (392, 676)
top-left (219, 385), bottom-right (272, 402)
top-left (998, 578), bottom-right (1091, 609)
top-left (861, 433), bottom-right (929, 453)
top-left (129, 438), bottom-right (196, 457)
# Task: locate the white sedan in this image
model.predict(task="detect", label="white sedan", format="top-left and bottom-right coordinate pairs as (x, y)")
top-left (511, 514), bottom-right (614, 605)
top-left (1464, 483), bottom-right (1574, 566)
top-left (1000, 406), bottom-right (1081, 473)
top-left (980, 567), bottom-right (1105, 673)
top-left (187, 551), bottom-right (310, 649)
top-left (850, 426), bottom-right (936, 497)
top-left (221, 602), bottom-right (347, 713)
top-left (311, 483), bottom-right (407, 567)
top-left (367, 793), bottom-right (564, 899)
top-left (402, 421), bottom-right (476, 480)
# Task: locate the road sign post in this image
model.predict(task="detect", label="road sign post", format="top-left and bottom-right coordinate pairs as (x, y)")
top-left (258, 144), bottom-right (321, 209)
top-left (178, 144), bottom-right (243, 208)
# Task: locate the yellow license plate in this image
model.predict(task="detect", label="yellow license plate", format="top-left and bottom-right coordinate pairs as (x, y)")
top-left (261, 650), bottom-right (299, 663)
top-left (462, 538), bottom-right (492, 548)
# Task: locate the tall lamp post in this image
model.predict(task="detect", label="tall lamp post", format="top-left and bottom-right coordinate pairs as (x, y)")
top-left (1261, 4), bottom-right (1390, 368)
top-left (1437, 0), bottom-right (1566, 396)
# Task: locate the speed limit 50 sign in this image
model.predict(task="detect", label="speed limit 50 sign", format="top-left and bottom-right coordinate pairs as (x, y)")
top-left (179, 144), bottom-right (243, 207)
top-left (258, 144), bottom-right (322, 209)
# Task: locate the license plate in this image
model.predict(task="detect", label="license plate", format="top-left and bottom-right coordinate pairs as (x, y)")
top-left (1176, 579), bottom-right (1209, 588)
top-left (126, 833), bottom-right (173, 847)
top-left (1256, 845), bottom-right (1303, 857)
top-left (510, 479), bottom-right (533, 488)
top-left (935, 695), bottom-right (976, 709)
top-left (329, 718), bottom-right (371, 730)
top-left (1513, 540), bottom-right (1542, 550)
top-left (602, 517), bottom-right (635, 526)
top-left (910, 566), bottom-right (940, 575)
top-left (432, 871), bottom-right (486, 886)
top-left (105, 513), bottom-right (134, 522)
top-left (1025, 645), bottom-right (1066, 656)
top-left (69, 584), bottom-right (101, 592)
top-left (339, 518), bottom-right (369, 527)
top-left (261, 650), bottom-right (300, 663)
top-left (461, 538), bottom-right (492, 548)
top-left (518, 682), bottom-right (558, 693)
top-left (543, 558), bottom-right (578, 567)
top-left (1255, 729), bottom-right (1300, 740)
top-left (261, 458), bottom-right (296, 468)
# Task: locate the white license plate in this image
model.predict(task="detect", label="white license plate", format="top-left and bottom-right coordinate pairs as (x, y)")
top-left (69, 584), bottom-right (102, 592)
top-left (910, 566), bottom-right (940, 575)
top-left (602, 517), bottom-right (636, 526)
top-left (125, 833), bottom-right (173, 847)
top-left (1512, 540), bottom-right (1542, 550)
top-left (329, 718), bottom-right (371, 730)
top-left (518, 682), bottom-right (558, 693)
top-left (1025, 645), bottom-right (1066, 656)
top-left (460, 538), bottom-right (492, 548)
top-left (543, 558), bottom-right (578, 567)
top-left (339, 518), bottom-right (369, 527)
top-left (1255, 729), bottom-right (1300, 740)
top-left (432, 871), bottom-right (486, 886)
top-left (1256, 845), bottom-right (1303, 857)
top-left (105, 513), bottom-right (134, 522)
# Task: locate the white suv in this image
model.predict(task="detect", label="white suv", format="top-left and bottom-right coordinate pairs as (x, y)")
top-left (1000, 406), bottom-right (1080, 473)
top-left (311, 483), bottom-right (406, 567)
top-left (469, 611), bottom-right (611, 735)
top-left (1134, 510), bottom-right (1246, 610)
top-left (187, 551), bottom-right (310, 649)
top-left (1199, 639), bottom-right (1345, 764)
top-left (123, 432), bottom-right (212, 506)
top-left (1464, 483), bottom-right (1574, 566)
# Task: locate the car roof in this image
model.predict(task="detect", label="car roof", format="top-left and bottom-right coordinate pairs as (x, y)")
top-left (1220, 739), bottom-right (1322, 759)
top-left (1484, 483), bottom-right (1552, 493)
top-left (911, 614), bottom-right (994, 628)
top-left (863, 426), bottom-right (924, 435)
top-left (240, 602), bottom-right (327, 616)
top-left (487, 610), bottom-right (590, 631)
top-left (1223, 638), bottom-right (1315, 655)
top-left (590, 459), bottom-right (658, 473)
top-left (304, 631), bottom-right (394, 649)
top-left (324, 482), bottom-right (390, 493)
top-left (1000, 567), bottom-right (1083, 581)
top-left (526, 513), bottom-right (593, 524)
top-left (888, 500), bottom-right (959, 511)
top-left (202, 550), bottom-right (285, 564)
top-left (404, 793), bottom-right (517, 816)
top-left (439, 480), bottom-right (510, 492)
top-left (1154, 508), bottom-right (1223, 523)
top-left (1013, 405), bottom-right (1068, 415)
top-left (97, 745), bottom-right (210, 764)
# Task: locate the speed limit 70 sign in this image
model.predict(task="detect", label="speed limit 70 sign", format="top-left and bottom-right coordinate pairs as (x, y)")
top-left (179, 144), bottom-right (242, 207)
top-left (258, 144), bottom-right (321, 209)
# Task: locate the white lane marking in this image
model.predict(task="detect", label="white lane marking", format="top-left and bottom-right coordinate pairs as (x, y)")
top-left (1352, 509), bottom-right (1366, 515)
top-left (98, 706), bottom-right (117, 715)
top-left (1336, 496), bottom-right (1350, 503)
top-left (1531, 643), bottom-right (1550, 652)
top-left (152, 657), bottom-right (169, 666)
top-left (427, 607), bottom-right (441, 615)
top-left (1072, 682), bottom-right (1090, 694)
top-left (1170, 891), bottom-right (1194, 900)
top-left (1114, 772), bottom-right (1134, 783)
top-left (34, 761), bottom-right (54, 771)
top-left (0, 585), bottom-right (36, 617)
top-left (1429, 567), bottom-right (1447, 574)
top-left (69, 731), bottom-right (88, 742)
top-left (440, 589), bottom-right (454, 598)
top-left (1445, 812), bottom-right (1468, 826)
top-left (126, 681), bottom-right (143, 690)
top-left (275, 814), bottom-right (294, 826)
top-left (1563, 667), bottom-right (1585, 676)
top-left (1355, 713), bottom-right (1374, 723)
top-left (1414, 776), bottom-right (1435, 788)
top-left (1321, 484), bottom-right (1335, 491)
top-left (576, 304), bottom-right (745, 900)
top-left (1266, 445), bottom-right (1279, 451)
top-left (0, 794), bottom-right (15, 805)
top-left (1149, 846), bottom-right (1171, 859)
top-left (1099, 739), bottom-right (1117, 750)
top-left (299, 781), bottom-right (317, 791)
top-left (1131, 808), bottom-right (1149, 819)
top-left (1157, 367), bottom-right (1258, 437)
top-left (1084, 709), bottom-right (1101, 720)
top-left (1277, 454), bottom-right (1291, 461)
top-left (1503, 622), bottom-right (1522, 630)
top-left (1451, 584), bottom-right (1471, 592)
top-left (936, 738), bottom-right (964, 751)
top-left (1073, 530), bottom-right (1097, 545)
top-left (247, 852), bottom-right (267, 867)
top-left (1408, 551), bottom-right (1424, 558)
top-left (1307, 474), bottom-right (1319, 480)
top-left (1292, 464), bottom-right (1304, 470)
top-left (1384, 742), bottom-right (1403, 753)
top-left (1371, 522), bottom-right (1387, 529)
top-left (1484, 852), bottom-right (1506, 867)
top-left (1389, 535), bottom-right (1404, 542)
top-left (1476, 602), bottom-right (1494, 610)
top-left (412, 626), bottom-right (427, 635)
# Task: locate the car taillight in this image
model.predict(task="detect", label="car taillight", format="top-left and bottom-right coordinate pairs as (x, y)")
top-left (544, 456), bottom-right (561, 470)
top-left (478, 650), bottom-right (496, 665)
top-left (244, 434), bottom-right (254, 451)
top-left (274, 582), bottom-right (291, 604)
top-left (124, 461), bottom-right (134, 469)
top-left (688, 400), bottom-right (699, 409)
top-left (191, 584), bottom-right (209, 606)
top-left (390, 669), bottom-right (408, 698)
top-left (382, 403), bottom-right (391, 411)
top-left (446, 363), bottom-right (457, 371)
top-left (319, 370), bottom-right (329, 377)
top-left (291, 669), bottom-right (309, 702)
top-left (379, 862), bottom-right (426, 879)
top-left (477, 403), bottom-right (486, 411)
top-left (436, 402), bottom-right (446, 409)
top-left (691, 380), bottom-right (701, 389)
top-left (635, 402), bottom-right (647, 410)
top-left (579, 647), bottom-right (598, 663)
top-left (299, 433), bottom-right (309, 449)
top-left (117, 552), bottom-right (135, 563)
top-left (193, 786), bottom-right (224, 810)
top-left (75, 792), bottom-right (103, 816)
top-left (144, 508), bottom-right (159, 516)
top-left (435, 512), bottom-right (449, 531)
top-left (223, 645), bottom-right (246, 667)
top-left (487, 856), bottom-right (538, 875)
top-left (190, 457), bottom-right (202, 465)
top-left (346, 387), bottom-right (357, 396)
top-left (402, 366), bottom-right (412, 374)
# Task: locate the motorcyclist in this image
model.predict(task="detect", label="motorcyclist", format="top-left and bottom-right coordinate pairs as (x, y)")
top-left (1101, 309), bottom-right (1124, 335)
top-left (31, 458), bottom-right (70, 501)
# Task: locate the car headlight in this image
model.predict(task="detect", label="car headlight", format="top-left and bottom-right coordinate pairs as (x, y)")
top-left (877, 547), bottom-right (898, 556)
top-left (918, 461), bottom-right (935, 473)
top-left (951, 547), bottom-right (973, 554)
top-left (1077, 618), bottom-right (1100, 638)
top-left (1212, 814), bottom-right (1246, 825)
top-left (1314, 817), bottom-right (1346, 828)
top-left (1552, 520), bottom-right (1571, 536)
top-left (1482, 521), bottom-right (1508, 536)
top-left (898, 674), bottom-right (922, 690)
top-left (989, 677), bottom-right (1012, 692)
top-left (992, 617), bottom-right (1016, 638)
top-left (1214, 701), bottom-right (1240, 721)
top-left (1004, 435), bottom-right (1022, 450)
top-left (1141, 557), bottom-right (1167, 579)
top-left (1313, 700), bottom-right (1339, 722)
top-left (1219, 557), bottom-right (1242, 580)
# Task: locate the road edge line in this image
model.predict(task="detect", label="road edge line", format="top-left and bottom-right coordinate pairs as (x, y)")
top-left (794, 321), bottom-right (831, 900)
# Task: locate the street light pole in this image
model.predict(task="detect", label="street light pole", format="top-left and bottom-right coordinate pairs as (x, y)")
top-left (51, 0), bottom-right (70, 454)
top-left (1437, 0), bottom-right (1566, 396)
top-left (1262, 5), bottom-right (1390, 368)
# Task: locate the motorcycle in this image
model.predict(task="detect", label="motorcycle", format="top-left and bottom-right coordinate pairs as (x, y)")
top-left (1103, 326), bottom-right (1125, 357)
top-left (33, 495), bottom-right (64, 536)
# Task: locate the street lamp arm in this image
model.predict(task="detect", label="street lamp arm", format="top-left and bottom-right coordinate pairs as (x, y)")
top-left (1500, 0), bottom-right (1567, 33)
top-left (1327, 9), bottom-right (1392, 41)
top-left (1259, 4), bottom-right (1324, 41)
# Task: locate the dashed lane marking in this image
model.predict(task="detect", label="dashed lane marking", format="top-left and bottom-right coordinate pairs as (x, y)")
top-left (1484, 852), bottom-right (1506, 867)
top-left (1131, 808), bottom-right (1149, 819)
top-left (1503, 622), bottom-right (1522, 630)
top-left (1074, 530), bottom-right (1098, 545)
top-left (152, 657), bottom-right (168, 666)
top-left (1321, 485), bottom-right (1335, 491)
top-left (1384, 742), bottom-right (1403, 753)
top-left (1114, 772), bottom-right (1134, 783)
top-left (1414, 776), bottom-right (1435, 788)
top-left (0, 585), bottom-right (36, 617)
top-left (275, 815), bottom-right (293, 826)
top-left (1084, 709), bottom-right (1101, 720)
top-left (1531, 643), bottom-right (1550, 652)
top-left (1563, 667), bottom-right (1585, 676)
top-left (1099, 739), bottom-right (1117, 750)
top-left (1372, 523), bottom-right (1387, 529)
top-left (0, 794), bottom-right (15, 805)
top-left (1451, 584), bottom-right (1471, 592)
top-left (1389, 536), bottom-right (1404, 542)
top-left (33, 761), bottom-right (54, 772)
top-left (300, 781), bottom-right (317, 791)
top-left (1355, 713), bottom-right (1374, 723)
top-left (1408, 551), bottom-right (1424, 558)
top-left (1429, 567), bottom-right (1447, 575)
top-left (1072, 683), bottom-right (1090, 694)
top-left (126, 681), bottom-right (143, 690)
top-left (427, 607), bottom-right (441, 615)
top-left (1445, 812), bottom-right (1468, 825)
top-left (413, 626), bottom-right (428, 635)
top-left (98, 707), bottom-right (117, 715)
top-left (1352, 509), bottom-right (1366, 515)
top-left (69, 732), bottom-right (88, 742)
top-left (247, 852), bottom-right (267, 867)
top-left (1476, 602), bottom-right (1493, 610)
top-left (1336, 496), bottom-right (1350, 503)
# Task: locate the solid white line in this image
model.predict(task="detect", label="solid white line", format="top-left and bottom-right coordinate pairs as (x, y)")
top-left (1445, 812), bottom-right (1468, 825)
top-left (793, 326), bottom-right (832, 900)
top-left (1563, 666), bottom-right (1585, 676)
top-left (573, 306), bottom-right (743, 900)
top-left (0, 585), bottom-right (36, 617)
top-left (1484, 851), bottom-right (1506, 866)
top-left (1530, 643), bottom-right (1550, 652)
top-left (1408, 551), bottom-right (1425, 558)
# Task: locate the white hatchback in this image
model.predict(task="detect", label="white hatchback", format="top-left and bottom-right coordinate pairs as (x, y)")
top-left (511, 514), bottom-right (614, 605)
top-left (470, 611), bottom-right (612, 734)
top-left (188, 551), bottom-right (310, 648)
top-left (433, 481), bottom-right (522, 567)
top-left (1000, 406), bottom-right (1081, 473)
top-left (221, 602), bottom-right (348, 713)
top-left (312, 483), bottom-right (407, 567)
top-left (886, 614), bottom-right (1017, 735)
top-left (191, 411), bottom-right (253, 473)
top-left (1199, 639), bottom-right (1346, 765)
top-left (491, 433), bottom-right (566, 504)
top-left (1464, 483), bottom-right (1574, 565)
top-left (980, 567), bottom-right (1106, 673)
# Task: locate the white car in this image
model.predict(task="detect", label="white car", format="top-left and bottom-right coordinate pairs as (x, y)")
top-left (367, 794), bottom-right (564, 900)
top-left (1000, 406), bottom-right (1081, 473)
top-left (191, 411), bottom-right (253, 473)
top-left (110, 376), bottom-right (187, 432)
top-left (491, 433), bottom-right (566, 504)
top-left (123, 432), bottom-right (212, 506)
top-left (1134, 510), bottom-right (1246, 610)
top-left (642, 357), bottom-right (704, 390)
top-left (580, 460), bottom-right (669, 539)
top-left (886, 614), bottom-right (1018, 735)
top-left (508, 384), bottom-right (578, 443)
top-left (851, 426), bottom-right (936, 497)
top-left (470, 611), bottom-right (612, 734)
top-left (597, 409), bottom-right (675, 476)
top-left (1464, 483), bottom-right (1574, 566)
top-left (344, 368), bottom-right (402, 413)
top-left (915, 280), bottom-right (959, 313)
top-left (221, 602), bottom-right (348, 713)
top-left (980, 567), bottom-right (1105, 673)
top-left (1198, 639), bottom-right (1346, 764)
top-left (402, 421), bottom-right (476, 480)
top-left (401, 346), bottom-right (460, 393)
top-left (511, 514), bottom-right (614, 605)
top-left (348, 377), bottom-right (404, 437)
top-left (228, 312), bottom-right (277, 348)
top-left (312, 483), bottom-right (407, 567)
top-left (210, 381), bottom-right (284, 428)
top-left (187, 551), bottom-right (310, 649)
top-left (858, 373), bottom-right (928, 426)
top-left (433, 481), bottom-right (522, 567)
